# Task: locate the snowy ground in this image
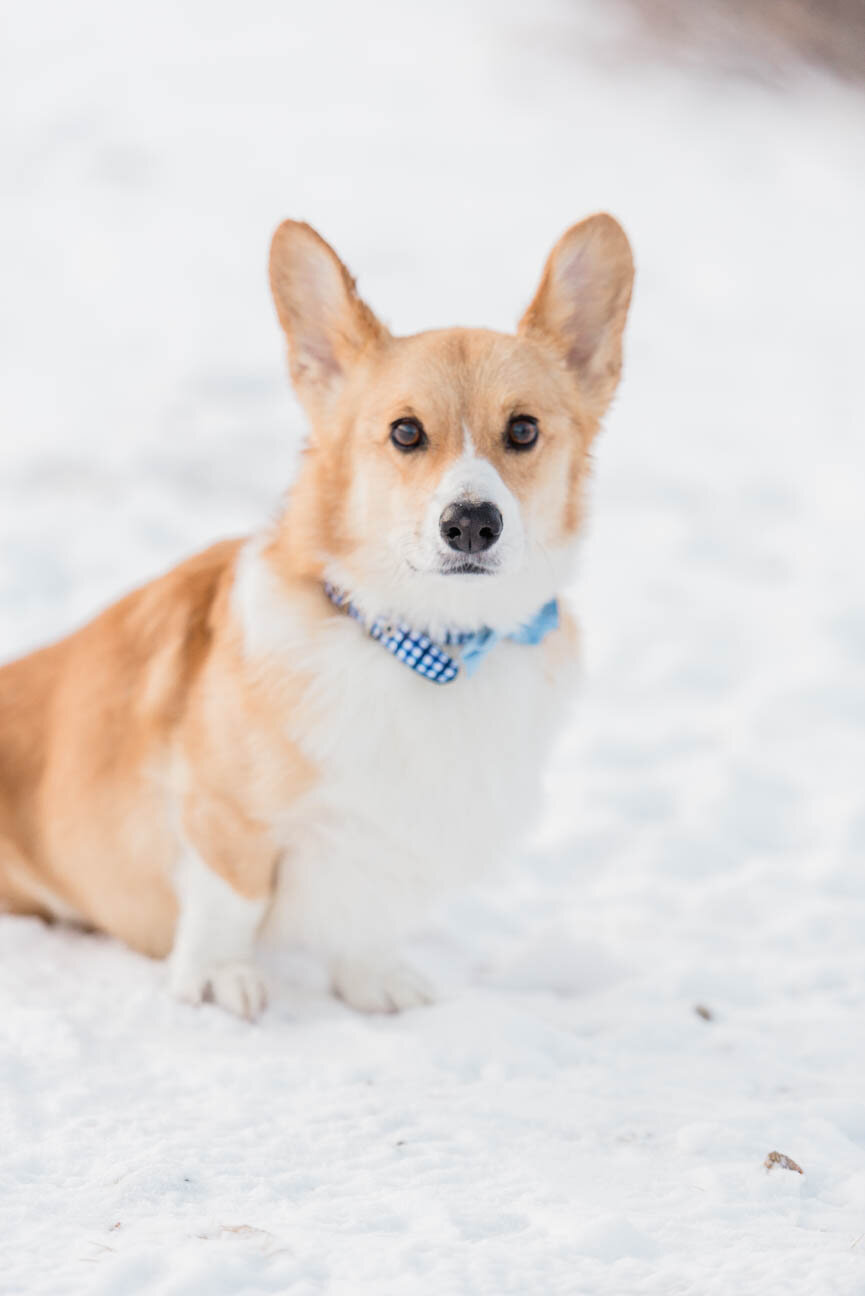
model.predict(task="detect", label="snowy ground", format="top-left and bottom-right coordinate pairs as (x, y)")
top-left (3, 2), bottom-right (865, 1292)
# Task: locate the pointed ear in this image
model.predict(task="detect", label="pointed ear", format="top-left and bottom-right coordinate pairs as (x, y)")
top-left (519, 214), bottom-right (634, 418)
top-left (269, 221), bottom-right (389, 413)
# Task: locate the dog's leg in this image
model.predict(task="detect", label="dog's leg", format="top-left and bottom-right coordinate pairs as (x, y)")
top-left (167, 796), bottom-right (276, 1020)
top-left (168, 847), bottom-right (269, 1019)
top-left (270, 823), bottom-right (436, 1014)
top-left (329, 953), bottom-right (435, 1014)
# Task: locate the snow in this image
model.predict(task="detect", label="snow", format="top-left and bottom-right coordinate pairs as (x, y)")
top-left (3, 1), bottom-right (865, 1291)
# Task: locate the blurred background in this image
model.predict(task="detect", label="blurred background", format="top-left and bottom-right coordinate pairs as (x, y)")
top-left (3, 2), bottom-right (865, 1288)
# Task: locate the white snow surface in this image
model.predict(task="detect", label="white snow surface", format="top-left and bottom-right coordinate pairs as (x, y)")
top-left (3, 2), bottom-right (865, 1292)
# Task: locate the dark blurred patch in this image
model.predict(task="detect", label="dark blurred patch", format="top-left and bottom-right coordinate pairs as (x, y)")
top-left (620, 0), bottom-right (865, 84)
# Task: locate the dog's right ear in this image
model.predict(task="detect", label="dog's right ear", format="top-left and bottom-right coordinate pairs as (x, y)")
top-left (269, 222), bottom-right (389, 415)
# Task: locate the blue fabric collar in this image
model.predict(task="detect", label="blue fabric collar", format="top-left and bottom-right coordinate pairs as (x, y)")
top-left (323, 582), bottom-right (559, 685)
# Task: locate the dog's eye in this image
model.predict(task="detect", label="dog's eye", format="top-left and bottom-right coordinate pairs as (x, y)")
top-left (390, 419), bottom-right (426, 451)
top-left (506, 415), bottom-right (539, 451)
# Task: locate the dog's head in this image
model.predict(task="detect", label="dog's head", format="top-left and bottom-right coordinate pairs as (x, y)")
top-left (270, 217), bottom-right (633, 633)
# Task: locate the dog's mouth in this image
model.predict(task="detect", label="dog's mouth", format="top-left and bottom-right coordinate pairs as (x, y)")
top-left (438, 559), bottom-right (496, 576)
top-left (406, 556), bottom-right (499, 577)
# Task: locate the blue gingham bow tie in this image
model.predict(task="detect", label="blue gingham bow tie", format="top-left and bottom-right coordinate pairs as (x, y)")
top-left (323, 582), bottom-right (559, 685)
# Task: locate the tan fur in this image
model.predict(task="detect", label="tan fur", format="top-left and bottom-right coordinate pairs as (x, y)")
top-left (0, 214), bottom-right (633, 975)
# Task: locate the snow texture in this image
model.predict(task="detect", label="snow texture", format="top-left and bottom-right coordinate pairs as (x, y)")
top-left (2, 2), bottom-right (865, 1292)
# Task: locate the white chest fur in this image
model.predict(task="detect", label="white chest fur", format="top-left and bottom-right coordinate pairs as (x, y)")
top-left (234, 547), bottom-right (577, 957)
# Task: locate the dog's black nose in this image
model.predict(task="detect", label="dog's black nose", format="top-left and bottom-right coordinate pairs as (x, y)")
top-left (439, 500), bottom-right (503, 553)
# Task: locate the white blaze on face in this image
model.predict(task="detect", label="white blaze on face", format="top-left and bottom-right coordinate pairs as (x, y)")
top-left (418, 430), bottom-right (526, 574)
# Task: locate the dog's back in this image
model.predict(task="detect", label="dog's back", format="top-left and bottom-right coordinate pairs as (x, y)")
top-left (0, 539), bottom-right (241, 950)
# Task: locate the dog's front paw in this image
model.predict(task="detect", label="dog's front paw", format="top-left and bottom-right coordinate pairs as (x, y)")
top-left (170, 960), bottom-right (268, 1021)
top-left (330, 957), bottom-right (435, 1014)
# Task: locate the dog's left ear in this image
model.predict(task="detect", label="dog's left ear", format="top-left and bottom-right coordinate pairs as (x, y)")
top-left (519, 214), bottom-right (634, 419)
top-left (269, 221), bottom-right (389, 415)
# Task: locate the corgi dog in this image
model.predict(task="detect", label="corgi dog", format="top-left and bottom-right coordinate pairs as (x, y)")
top-left (0, 216), bottom-right (633, 1018)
